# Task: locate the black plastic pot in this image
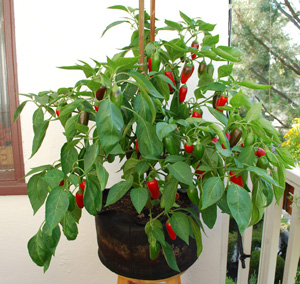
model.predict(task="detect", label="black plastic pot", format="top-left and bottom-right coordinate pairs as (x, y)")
top-left (95, 194), bottom-right (198, 280)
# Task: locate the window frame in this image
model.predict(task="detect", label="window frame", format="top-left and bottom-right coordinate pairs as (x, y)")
top-left (0, 0), bottom-right (26, 195)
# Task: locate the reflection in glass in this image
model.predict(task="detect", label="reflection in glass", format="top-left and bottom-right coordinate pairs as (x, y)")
top-left (0, 1), bottom-right (14, 173)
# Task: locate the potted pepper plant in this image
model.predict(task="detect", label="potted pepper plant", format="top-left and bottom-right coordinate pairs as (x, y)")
top-left (14, 5), bottom-right (294, 279)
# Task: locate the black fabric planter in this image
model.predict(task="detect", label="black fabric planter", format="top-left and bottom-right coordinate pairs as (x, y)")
top-left (95, 198), bottom-right (198, 280)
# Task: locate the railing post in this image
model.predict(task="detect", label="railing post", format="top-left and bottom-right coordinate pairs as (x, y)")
top-left (282, 185), bottom-right (300, 284)
top-left (257, 197), bottom-right (283, 284)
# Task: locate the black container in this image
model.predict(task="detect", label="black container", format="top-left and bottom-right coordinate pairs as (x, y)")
top-left (95, 196), bottom-right (198, 280)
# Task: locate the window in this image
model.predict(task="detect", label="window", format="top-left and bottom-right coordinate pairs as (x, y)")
top-left (0, 0), bottom-right (26, 195)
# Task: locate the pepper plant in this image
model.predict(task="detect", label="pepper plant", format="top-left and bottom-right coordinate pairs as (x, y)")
top-left (15, 6), bottom-right (294, 272)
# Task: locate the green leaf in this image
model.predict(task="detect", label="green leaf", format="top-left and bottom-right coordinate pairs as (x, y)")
top-left (170, 212), bottom-right (190, 245)
top-left (201, 204), bottom-right (217, 229)
top-left (163, 38), bottom-right (186, 62)
top-left (42, 169), bottom-right (65, 189)
top-left (64, 115), bottom-right (79, 142)
top-left (161, 242), bottom-right (180, 272)
top-left (31, 108), bottom-right (49, 157)
top-left (196, 20), bottom-right (216, 31)
top-left (45, 187), bottom-right (69, 231)
top-left (211, 47), bottom-right (241, 62)
top-left (151, 226), bottom-right (166, 246)
top-left (123, 158), bottom-right (139, 180)
top-left (246, 166), bottom-right (281, 187)
top-left (84, 143), bottom-right (99, 171)
top-left (203, 82), bottom-right (228, 92)
top-left (164, 19), bottom-right (184, 31)
top-left (165, 155), bottom-right (185, 163)
top-left (167, 162), bottom-right (193, 186)
top-left (108, 5), bottom-right (128, 12)
top-left (188, 216), bottom-right (202, 257)
top-left (42, 224), bottom-right (61, 256)
top-left (209, 123), bottom-right (226, 146)
top-left (27, 173), bottom-right (49, 214)
top-left (136, 119), bottom-right (163, 158)
top-left (245, 102), bottom-right (262, 122)
top-left (258, 117), bottom-right (281, 144)
top-left (218, 64), bottom-right (233, 78)
top-left (136, 160), bottom-right (150, 176)
top-left (164, 176), bottom-right (179, 212)
top-left (230, 90), bottom-right (252, 109)
top-left (134, 94), bottom-right (154, 122)
top-left (105, 179), bottom-right (133, 206)
top-left (151, 75), bottom-right (170, 101)
top-left (102, 20), bottom-right (130, 37)
top-left (61, 143), bottom-right (78, 175)
top-left (14, 100), bottom-right (28, 122)
top-left (179, 11), bottom-right (194, 25)
top-left (61, 211), bottom-right (78, 240)
top-left (273, 164), bottom-right (286, 203)
top-left (276, 147), bottom-right (295, 167)
top-left (28, 229), bottom-right (51, 267)
top-left (95, 161), bottom-right (109, 191)
top-left (238, 146), bottom-right (256, 166)
top-left (59, 99), bottom-right (83, 118)
top-left (84, 174), bottom-right (102, 215)
top-left (130, 187), bottom-right (149, 214)
top-left (202, 177), bottom-right (225, 210)
top-left (128, 71), bottom-right (164, 99)
top-left (227, 184), bottom-right (252, 235)
top-left (96, 99), bottom-right (124, 154)
top-left (237, 80), bottom-right (272, 90)
top-left (203, 35), bottom-right (219, 47)
top-left (156, 122), bottom-right (177, 141)
top-left (207, 106), bottom-right (228, 126)
top-left (25, 164), bottom-right (53, 177)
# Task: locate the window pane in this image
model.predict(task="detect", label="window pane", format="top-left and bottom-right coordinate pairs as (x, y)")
top-left (0, 0), bottom-right (14, 179)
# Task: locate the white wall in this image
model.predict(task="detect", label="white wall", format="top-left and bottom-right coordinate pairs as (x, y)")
top-left (0, 1), bottom-right (229, 283)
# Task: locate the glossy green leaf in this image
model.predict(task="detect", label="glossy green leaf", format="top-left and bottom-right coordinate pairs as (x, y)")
top-left (27, 173), bottom-right (49, 214)
top-left (14, 100), bottom-right (28, 122)
top-left (105, 179), bottom-right (133, 206)
top-left (45, 187), bottom-right (69, 231)
top-left (167, 162), bottom-right (193, 186)
top-left (164, 176), bottom-right (179, 212)
top-left (96, 99), bottom-right (124, 154)
top-left (237, 80), bottom-right (272, 90)
top-left (218, 64), bottom-right (233, 78)
top-left (136, 119), bottom-right (163, 158)
top-left (95, 161), bottom-right (109, 191)
top-left (201, 204), bottom-right (217, 229)
top-left (188, 216), bottom-right (202, 257)
top-left (202, 177), bottom-right (225, 210)
top-left (245, 102), bottom-right (262, 122)
top-left (170, 212), bottom-right (190, 245)
top-left (130, 187), bottom-right (149, 214)
top-left (238, 146), bottom-right (256, 166)
top-left (156, 122), bottom-right (177, 141)
top-left (61, 211), bottom-right (79, 240)
top-left (84, 143), bottom-right (99, 171)
top-left (161, 242), bottom-right (180, 272)
top-left (42, 224), bottom-right (61, 256)
top-left (207, 106), bottom-right (228, 125)
top-left (42, 169), bottom-right (65, 189)
top-left (230, 90), bottom-right (252, 109)
top-left (227, 184), bottom-right (252, 235)
top-left (84, 174), bottom-right (102, 215)
top-left (61, 143), bottom-right (78, 175)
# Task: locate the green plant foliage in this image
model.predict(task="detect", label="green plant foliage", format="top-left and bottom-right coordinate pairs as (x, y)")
top-left (15, 6), bottom-right (294, 272)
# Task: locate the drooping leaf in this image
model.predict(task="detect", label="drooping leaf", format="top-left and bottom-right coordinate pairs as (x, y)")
top-left (202, 177), bottom-right (225, 210)
top-left (170, 212), bottom-right (190, 245)
top-left (130, 187), bottom-right (149, 214)
top-left (84, 174), bottom-right (102, 216)
top-left (167, 162), bottom-right (193, 186)
top-left (105, 179), bottom-right (133, 206)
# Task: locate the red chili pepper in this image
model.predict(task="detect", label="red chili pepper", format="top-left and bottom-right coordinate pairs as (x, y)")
top-left (76, 192), bottom-right (84, 209)
top-left (191, 41), bottom-right (199, 60)
top-left (175, 192), bottom-right (180, 199)
top-left (192, 111), bottom-right (202, 118)
top-left (166, 221), bottom-right (177, 240)
top-left (179, 85), bottom-right (188, 103)
top-left (59, 180), bottom-right (64, 186)
top-left (135, 140), bottom-right (139, 152)
top-left (216, 96), bottom-right (228, 112)
top-left (181, 63), bottom-right (194, 84)
top-left (148, 58), bottom-right (153, 73)
top-left (147, 179), bottom-right (160, 199)
top-left (165, 71), bottom-right (176, 93)
top-left (94, 105), bottom-right (99, 112)
top-left (195, 164), bottom-right (205, 180)
top-left (79, 180), bottom-right (86, 191)
top-left (255, 147), bottom-right (266, 158)
top-left (229, 171), bottom-right (243, 187)
top-left (212, 136), bottom-right (219, 144)
top-left (184, 143), bottom-right (194, 154)
top-left (56, 109), bottom-right (60, 117)
top-left (222, 133), bottom-right (231, 149)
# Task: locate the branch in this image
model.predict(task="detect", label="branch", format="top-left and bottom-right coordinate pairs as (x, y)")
top-left (254, 95), bottom-right (289, 129)
top-left (234, 9), bottom-right (300, 75)
top-left (274, 0), bottom-right (300, 30)
top-left (284, 0), bottom-right (300, 25)
top-left (249, 67), bottom-right (299, 107)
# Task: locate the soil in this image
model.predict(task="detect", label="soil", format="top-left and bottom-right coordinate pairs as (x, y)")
top-left (101, 189), bottom-right (191, 224)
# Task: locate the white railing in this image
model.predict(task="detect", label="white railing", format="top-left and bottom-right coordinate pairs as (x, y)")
top-left (223, 168), bottom-right (300, 284)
